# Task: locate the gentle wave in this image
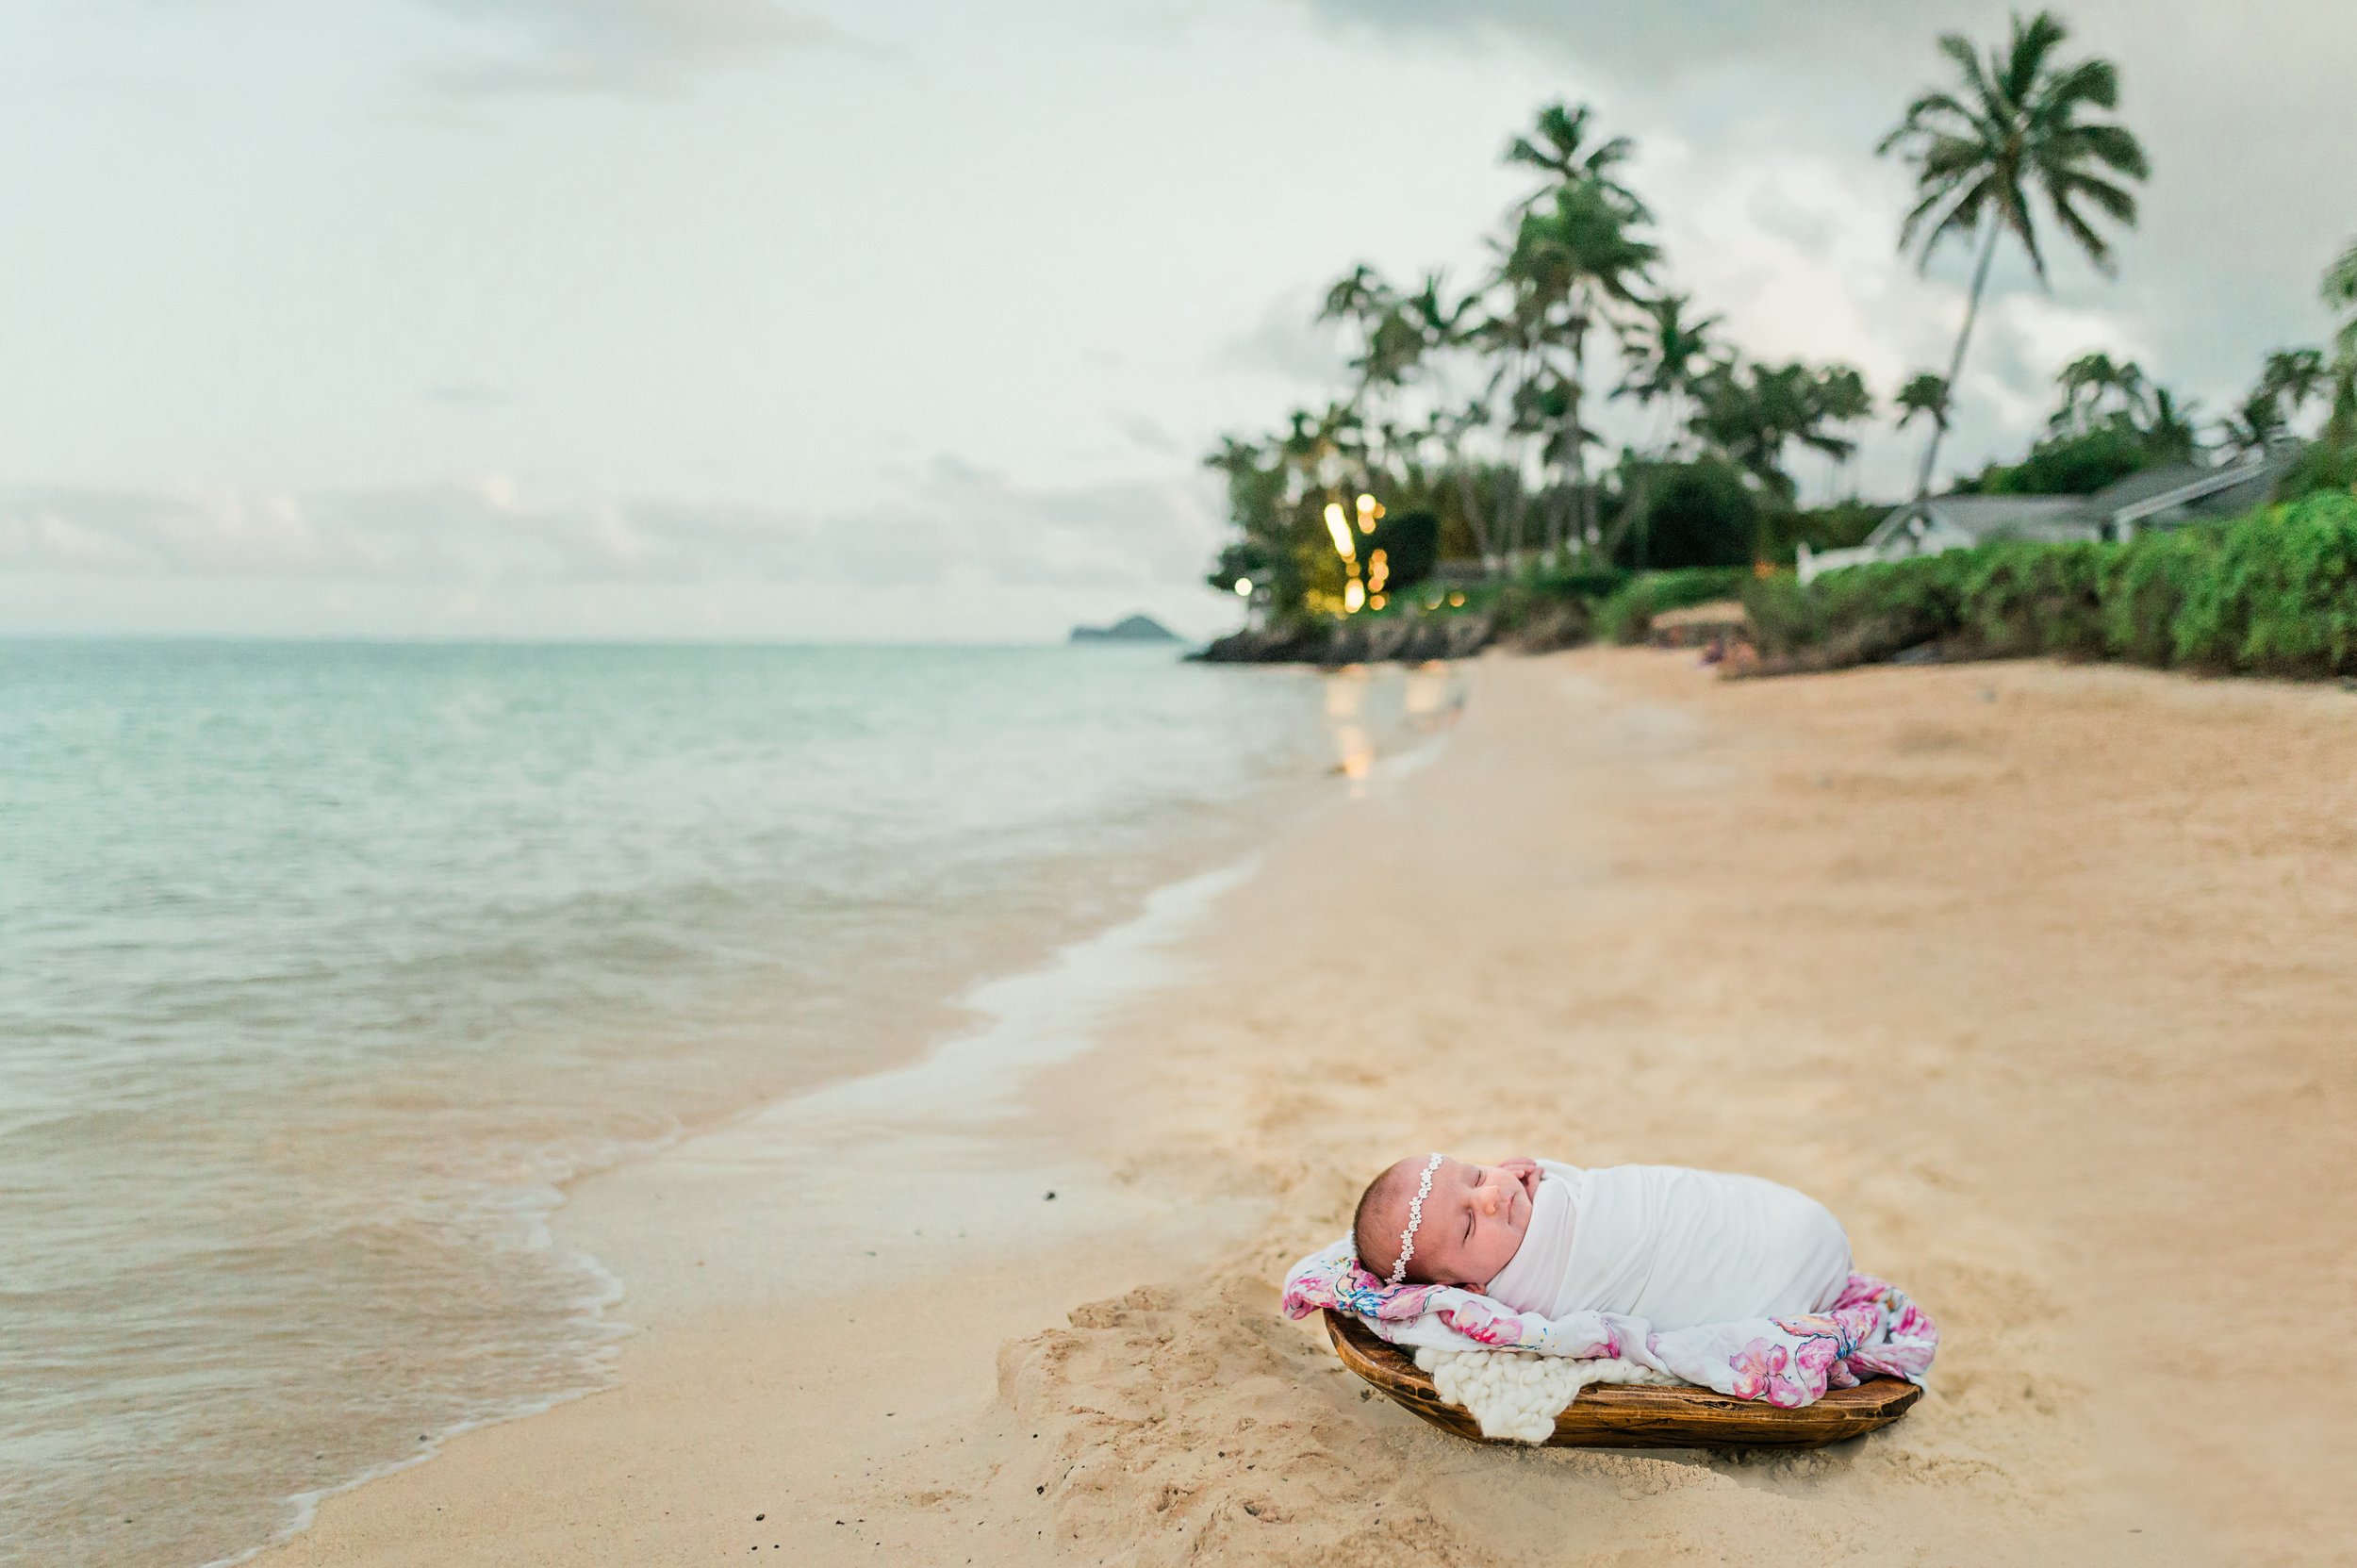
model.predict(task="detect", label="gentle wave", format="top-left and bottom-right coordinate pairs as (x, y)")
top-left (0, 641), bottom-right (1458, 1568)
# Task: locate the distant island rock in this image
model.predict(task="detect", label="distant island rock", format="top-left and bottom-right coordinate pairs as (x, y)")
top-left (1068, 614), bottom-right (1179, 644)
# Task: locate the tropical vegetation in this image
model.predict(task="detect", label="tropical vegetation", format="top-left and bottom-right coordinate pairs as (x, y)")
top-left (1742, 490), bottom-right (2357, 677)
top-left (1204, 97), bottom-right (1878, 622)
top-left (1876, 11), bottom-right (2149, 497)
top-left (1202, 8), bottom-right (2357, 667)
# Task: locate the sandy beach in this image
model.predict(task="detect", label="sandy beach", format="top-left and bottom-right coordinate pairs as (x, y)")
top-left (255, 648), bottom-right (2357, 1568)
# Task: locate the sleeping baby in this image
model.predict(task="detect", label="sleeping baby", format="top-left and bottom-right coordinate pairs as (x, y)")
top-left (1353, 1154), bottom-right (1853, 1330)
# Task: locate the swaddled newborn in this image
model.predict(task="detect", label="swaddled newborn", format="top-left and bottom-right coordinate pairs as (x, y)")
top-left (1353, 1155), bottom-right (1852, 1330)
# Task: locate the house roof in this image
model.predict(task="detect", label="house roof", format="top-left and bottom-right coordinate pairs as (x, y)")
top-left (1864, 450), bottom-right (2297, 553)
top-left (1865, 494), bottom-right (2093, 548)
top-left (2088, 453), bottom-right (2290, 524)
top-left (2087, 462), bottom-right (2211, 512)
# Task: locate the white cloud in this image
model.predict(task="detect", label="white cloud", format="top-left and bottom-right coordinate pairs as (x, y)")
top-left (1212, 289), bottom-right (1347, 387)
top-left (412, 0), bottom-right (851, 98)
top-left (1298, 0), bottom-right (2357, 488)
top-left (0, 463), bottom-right (1230, 638)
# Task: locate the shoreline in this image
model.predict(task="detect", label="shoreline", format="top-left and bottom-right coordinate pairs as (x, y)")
top-left (256, 649), bottom-right (2357, 1566)
top-left (238, 713), bottom-right (1450, 1568)
top-left (228, 849), bottom-right (1283, 1568)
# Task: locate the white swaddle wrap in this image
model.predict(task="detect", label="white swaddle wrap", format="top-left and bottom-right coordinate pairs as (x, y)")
top-left (1481, 1161), bottom-right (1852, 1329)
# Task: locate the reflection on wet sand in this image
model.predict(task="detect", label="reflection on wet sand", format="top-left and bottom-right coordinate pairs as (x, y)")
top-left (1320, 661), bottom-right (1467, 794)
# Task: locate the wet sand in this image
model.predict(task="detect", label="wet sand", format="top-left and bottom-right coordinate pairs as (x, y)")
top-left (255, 649), bottom-right (2357, 1567)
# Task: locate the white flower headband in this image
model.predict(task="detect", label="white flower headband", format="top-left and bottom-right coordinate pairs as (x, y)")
top-left (1387, 1152), bottom-right (1445, 1286)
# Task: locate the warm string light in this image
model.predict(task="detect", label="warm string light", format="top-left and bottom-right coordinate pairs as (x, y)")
top-left (1326, 493), bottom-right (1393, 616)
top-left (1323, 502), bottom-right (1354, 562)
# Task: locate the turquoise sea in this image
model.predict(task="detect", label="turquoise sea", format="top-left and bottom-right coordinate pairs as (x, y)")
top-left (0, 640), bottom-right (1453, 1568)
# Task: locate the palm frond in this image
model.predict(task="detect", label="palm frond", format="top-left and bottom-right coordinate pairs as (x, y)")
top-left (2042, 56), bottom-right (2118, 113)
top-left (2048, 123), bottom-right (2150, 180)
top-left (2324, 239), bottom-right (2357, 309)
top-left (2003, 10), bottom-right (2070, 100)
top-left (2047, 192), bottom-right (2114, 275)
top-left (1997, 178), bottom-right (2049, 280)
top-left (2049, 169), bottom-right (2138, 226)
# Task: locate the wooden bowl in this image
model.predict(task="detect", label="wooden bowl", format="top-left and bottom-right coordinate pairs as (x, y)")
top-left (1324, 1310), bottom-right (1920, 1449)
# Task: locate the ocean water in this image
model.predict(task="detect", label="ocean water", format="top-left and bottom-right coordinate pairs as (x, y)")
top-left (0, 640), bottom-right (1455, 1568)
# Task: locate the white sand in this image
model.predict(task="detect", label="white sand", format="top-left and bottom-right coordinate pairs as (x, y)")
top-left (255, 650), bottom-right (2357, 1567)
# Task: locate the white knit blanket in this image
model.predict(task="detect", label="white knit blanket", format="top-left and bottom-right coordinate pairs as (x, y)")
top-left (1412, 1346), bottom-right (1683, 1443)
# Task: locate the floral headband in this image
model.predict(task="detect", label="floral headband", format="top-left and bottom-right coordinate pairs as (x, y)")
top-left (1387, 1152), bottom-right (1445, 1286)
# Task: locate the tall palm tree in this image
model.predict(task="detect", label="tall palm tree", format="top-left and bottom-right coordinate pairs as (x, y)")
top-left (1390, 272), bottom-right (1508, 569)
top-left (1321, 263), bottom-right (1468, 496)
top-left (1608, 294), bottom-right (1721, 558)
top-left (1504, 102), bottom-right (1645, 219)
top-left (1878, 10), bottom-right (2150, 497)
top-left (1490, 174), bottom-right (1659, 557)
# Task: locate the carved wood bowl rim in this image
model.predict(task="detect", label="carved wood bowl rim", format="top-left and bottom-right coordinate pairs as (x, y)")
top-left (1322, 1308), bottom-right (1922, 1450)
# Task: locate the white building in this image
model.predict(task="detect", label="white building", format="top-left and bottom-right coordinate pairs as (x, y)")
top-left (1797, 453), bottom-right (2295, 586)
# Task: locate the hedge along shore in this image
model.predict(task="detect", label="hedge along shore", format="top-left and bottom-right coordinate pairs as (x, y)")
top-left (252, 649), bottom-right (2357, 1567)
top-left (1743, 490), bottom-right (2357, 678)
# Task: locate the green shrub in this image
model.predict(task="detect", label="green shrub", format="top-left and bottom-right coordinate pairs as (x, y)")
top-left (1610, 457), bottom-right (1760, 570)
top-left (2099, 525), bottom-right (2217, 666)
top-left (2174, 493), bottom-right (2357, 673)
top-left (1597, 566), bottom-right (1751, 643)
top-left (1748, 492), bottom-right (2357, 680)
top-left (2274, 437), bottom-right (2357, 503)
top-left (1958, 541), bottom-right (2110, 657)
top-left (1523, 565), bottom-right (1631, 601)
top-left (1809, 552), bottom-right (1974, 659)
top-left (1741, 572), bottom-right (1820, 656)
top-left (1368, 509), bottom-right (1442, 594)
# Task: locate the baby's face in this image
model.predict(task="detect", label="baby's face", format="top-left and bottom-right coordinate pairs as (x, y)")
top-left (1391, 1156), bottom-right (1538, 1289)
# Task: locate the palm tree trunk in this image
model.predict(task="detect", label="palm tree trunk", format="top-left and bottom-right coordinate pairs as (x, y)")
top-left (1505, 468), bottom-right (1529, 565)
top-left (1450, 464), bottom-right (1496, 572)
top-left (1914, 219), bottom-right (2003, 499)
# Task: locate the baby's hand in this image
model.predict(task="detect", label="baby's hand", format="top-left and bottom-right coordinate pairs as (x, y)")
top-left (1498, 1157), bottom-right (1541, 1199)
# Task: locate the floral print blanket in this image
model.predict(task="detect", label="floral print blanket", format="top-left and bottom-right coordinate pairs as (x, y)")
top-left (1281, 1238), bottom-right (1937, 1409)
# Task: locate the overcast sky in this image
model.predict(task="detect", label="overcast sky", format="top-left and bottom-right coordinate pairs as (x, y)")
top-left (3, 0), bottom-right (2349, 640)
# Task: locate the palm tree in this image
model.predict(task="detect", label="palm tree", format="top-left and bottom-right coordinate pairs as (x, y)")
top-left (1893, 372), bottom-right (1953, 439)
top-left (2327, 239), bottom-right (2357, 357)
top-left (1878, 10), bottom-right (2150, 497)
top-left (1687, 358), bottom-right (1872, 503)
top-left (1608, 294), bottom-right (1721, 559)
top-left (1505, 102), bottom-right (1645, 219)
top-left (1614, 293), bottom-right (1721, 451)
top-left (2051, 352), bottom-right (2148, 434)
top-left (2140, 386), bottom-right (2201, 464)
top-left (1811, 365), bottom-right (1875, 497)
top-left (2260, 348), bottom-right (2328, 421)
top-left (1489, 171), bottom-right (1659, 557)
top-left (2325, 242), bottom-right (2357, 445)
top-left (2217, 389), bottom-right (2287, 459)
